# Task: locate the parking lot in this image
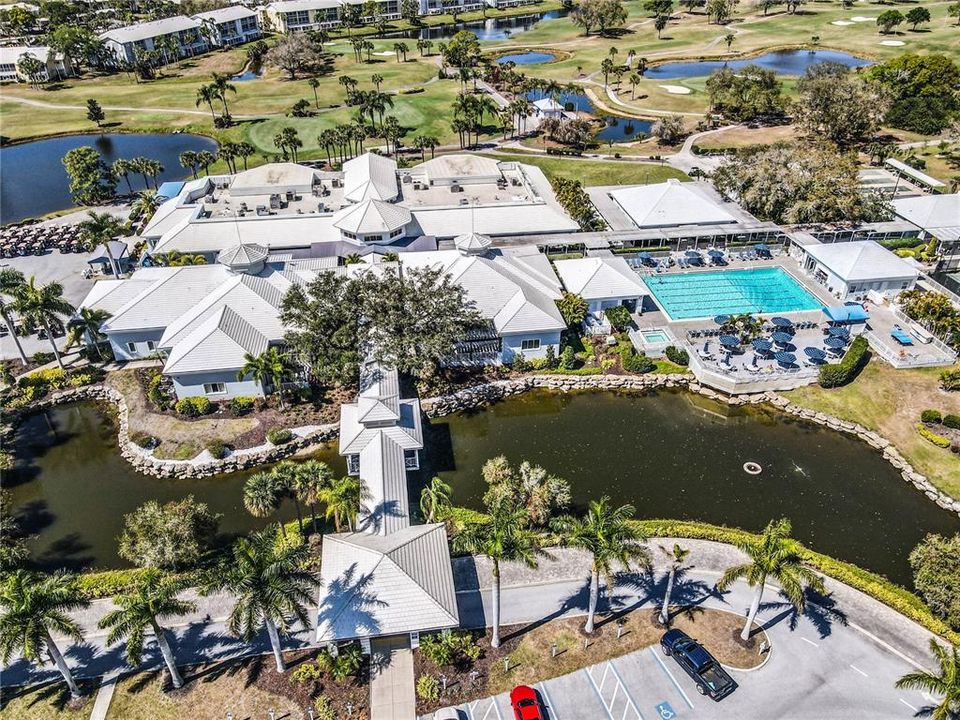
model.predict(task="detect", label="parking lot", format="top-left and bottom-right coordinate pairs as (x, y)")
top-left (422, 586), bottom-right (934, 720)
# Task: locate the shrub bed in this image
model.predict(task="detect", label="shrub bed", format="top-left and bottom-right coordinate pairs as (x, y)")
top-left (267, 427), bottom-right (293, 445)
top-left (818, 336), bottom-right (869, 388)
top-left (665, 345), bottom-right (689, 366)
top-left (917, 423), bottom-right (952, 448)
top-left (174, 396), bottom-right (212, 417)
top-left (921, 409), bottom-right (943, 424)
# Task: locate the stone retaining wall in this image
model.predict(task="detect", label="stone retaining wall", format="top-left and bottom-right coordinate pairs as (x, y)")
top-left (421, 372), bottom-right (960, 519)
top-left (3, 385), bottom-right (339, 479)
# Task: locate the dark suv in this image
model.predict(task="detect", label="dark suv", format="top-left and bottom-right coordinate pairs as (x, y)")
top-left (660, 629), bottom-right (737, 701)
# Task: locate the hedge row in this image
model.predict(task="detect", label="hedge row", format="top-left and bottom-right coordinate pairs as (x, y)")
top-left (445, 508), bottom-right (959, 645)
top-left (818, 336), bottom-right (869, 388)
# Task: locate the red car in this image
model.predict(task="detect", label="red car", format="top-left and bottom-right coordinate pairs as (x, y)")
top-left (510, 685), bottom-right (546, 720)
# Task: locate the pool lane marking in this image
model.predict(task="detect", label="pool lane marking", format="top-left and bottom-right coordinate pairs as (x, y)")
top-left (649, 647), bottom-right (695, 710)
top-left (849, 664), bottom-right (869, 678)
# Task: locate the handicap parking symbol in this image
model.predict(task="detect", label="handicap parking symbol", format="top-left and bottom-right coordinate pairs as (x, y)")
top-left (655, 701), bottom-right (677, 719)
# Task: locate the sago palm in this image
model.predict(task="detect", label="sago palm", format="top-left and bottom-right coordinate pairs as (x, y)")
top-left (420, 476), bottom-right (452, 523)
top-left (659, 543), bottom-right (691, 624)
top-left (895, 639), bottom-right (960, 720)
top-left (9, 277), bottom-right (76, 371)
top-left (203, 527), bottom-right (319, 673)
top-left (97, 570), bottom-right (195, 688)
top-left (716, 518), bottom-right (825, 641)
top-left (556, 497), bottom-right (649, 634)
top-left (0, 570), bottom-right (90, 698)
top-left (453, 506), bottom-right (545, 648)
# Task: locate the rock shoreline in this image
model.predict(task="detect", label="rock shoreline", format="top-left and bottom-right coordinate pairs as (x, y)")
top-left (420, 372), bottom-right (960, 519)
top-left (5, 374), bottom-right (959, 517)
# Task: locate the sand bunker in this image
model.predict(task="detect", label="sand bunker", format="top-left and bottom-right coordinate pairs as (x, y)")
top-left (850, 15), bottom-right (876, 21)
top-left (831, 20), bottom-right (854, 25)
top-left (658, 84), bottom-right (692, 94)
top-left (880, 39), bottom-right (905, 46)
top-left (374, 51), bottom-right (395, 56)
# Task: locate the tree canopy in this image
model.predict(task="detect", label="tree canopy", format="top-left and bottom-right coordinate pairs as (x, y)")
top-left (867, 53), bottom-right (960, 134)
top-left (793, 62), bottom-right (887, 146)
top-left (572, 0), bottom-right (628, 35)
top-left (910, 533), bottom-right (960, 631)
top-left (62, 146), bottom-right (116, 205)
top-left (705, 65), bottom-right (785, 121)
top-left (712, 142), bottom-right (890, 225)
top-left (117, 496), bottom-right (221, 570)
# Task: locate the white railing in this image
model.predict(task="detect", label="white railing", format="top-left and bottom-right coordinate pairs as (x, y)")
top-left (891, 307), bottom-right (959, 357)
top-left (864, 330), bottom-right (956, 369)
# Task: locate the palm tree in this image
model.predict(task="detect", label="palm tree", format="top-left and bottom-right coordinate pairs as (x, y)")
top-left (453, 507), bottom-right (544, 647)
top-left (179, 150), bottom-right (199, 179)
top-left (308, 77), bottom-right (321, 108)
top-left (236, 142), bottom-right (255, 171)
top-left (0, 570), bottom-right (90, 698)
top-left (895, 639), bottom-right (960, 720)
top-left (112, 158), bottom-right (134, 193)
top-left (658, 543), bottom-right (690, 624)
top-left (210, 72), bottom-right (237, 117)
top-left (556, 497), bottom-right (649, 634)
top-left (196, 150), bottom-right (217, 176)
top-left (0, 268), bottom-right (28, 365)
top-left (10, 277), bottom-right (76, 371)
top-left (319, 475), bottom-right (362, 532)
top-left (716, 518), bottom-right (825, 641)
top-left (65, 307), bottom-right (111, 360)
top-left (203, 527), bottom-right (319, 673)
top-left (195, 83), bottom-right (219, 123)
top-left (78, 210), bottom-right (125, 278)
top-left (294, 460), bottom-right (334, 533)
top-left (131, 191), bottom-right (160, 224)
top-left (97, 570), bottom-right (195, 689)
top-left (238, 346), bottom-right (292, 409)
top-left (420, 476), bottom-right (452, 522)
top-left (243, 471), bottom-right (287, 536)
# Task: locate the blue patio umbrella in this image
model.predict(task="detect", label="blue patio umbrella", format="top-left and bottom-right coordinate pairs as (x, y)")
top-left (771, 331), bottom-right (793, 345)
top-left (685, 250), bottom-right (701, 258)
top-left (754, 243), bottom-right (770, 251)
top-left (719, 334), bottom-right (740, 346)
top-left (804, 347), bottom-right (827, 360)
top-left (774, 351), bottom-right (796, 365)
top-left (770, 316), bottom-right (793, 328)
top-left (752, 338), bottom-right (772, 352)
top-left (707, 249), bottom-right (724, 258)
top-left (824, 336), bottom-right (846, 349)
top-left (826, 326), bottom-right (850, 337)
top-left (714, 314), bottom-right (731, 325)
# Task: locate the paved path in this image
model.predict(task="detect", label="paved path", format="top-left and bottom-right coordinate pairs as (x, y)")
top-left (88, 677), bottom-right (117, 720)
top-left (665, 125), bottom-right (738, 173)
top-left (370, 636), bottom-right (416, 720)
top-left (0, 540), bottom-right (947, 720)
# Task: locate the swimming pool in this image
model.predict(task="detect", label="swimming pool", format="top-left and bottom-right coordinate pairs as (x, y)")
top-left (640, 329), bottom-right (670, 343)
top-left (643, 267), bottom-right (822, 320)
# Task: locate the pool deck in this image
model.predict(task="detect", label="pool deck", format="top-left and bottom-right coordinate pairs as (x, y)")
top-left (623, 252), bottom-right (956, 393)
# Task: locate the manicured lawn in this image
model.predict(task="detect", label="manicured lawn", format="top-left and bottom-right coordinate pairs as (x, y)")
top-left (482, 152), bottom-right (689, 185)
top-left (0, 680), bottom-right (98, 720)
top-left (785, 361), bottom-right (960, 499)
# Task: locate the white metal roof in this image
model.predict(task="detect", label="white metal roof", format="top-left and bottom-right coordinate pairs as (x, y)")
top-left (803, 241), bottom-right (919, 283)
top-left (192, 6), bottom-right (257, 22)
top-left (0, 45), bottom-right (51, 65)
top-left (356, 363), bottom-right (401, 424)
top-left (268, 0), bottom-right (341, 11)
top-left (401, 249), bottom-right (565, 335)
top-left (100, 16), bottom-right (201, 44)
top-left (411, 204), bottom-right (579, 238)
top-left (454, 231), bottom-right (492, 255)
top-left (333, 199), bottom-right (411, 234)
top-left (343, 153), bottom-right (399, 203)
top-left (554, 256), bottom-right (648, 300)
top-left (316, 523), bottom-right (458, 642)
top-left (412, 154), bottom-right (503, 182)
top-left (610, 179), bottom-right (738, 228)
top-left (163, 305), bottom-right (269, 375)
top-left (217, 243), bottom-right (269, 268)
top-left (884, 159), bottom-right (946, 189)
top-left (892, 193), bottom-right (960, 242)
top-left (533, 98), bottom-right (564, 112)
top-left (152, 215), bottom-right (339, 254)
top-left (230, 163), bottom-right (318, 194)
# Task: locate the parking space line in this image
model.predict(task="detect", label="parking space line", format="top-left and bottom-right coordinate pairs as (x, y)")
top-left (649, 647), bottom-right (695, 710)
top-left (584, 668), bottom-right (617, 720)
top-left (899, 698), bottom-right (918, 712)
top-left (608, 660), bottom-right (646, 720)
top-left (849, 664), bottom-right (869, 678)
top-left (800, 637), bottom-right (819, 648)
top-left (537, 681), bottom-right (559, 720)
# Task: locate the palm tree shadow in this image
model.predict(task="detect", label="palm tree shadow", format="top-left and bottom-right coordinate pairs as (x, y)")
top-left (609, 566), bottom-right (717, 621)
top-left (756, 588), bottom-right (847, 639)
top-left (500, 576), bottom-right (592, 644)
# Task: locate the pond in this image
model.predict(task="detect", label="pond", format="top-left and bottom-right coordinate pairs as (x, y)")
top-left (231, 66), bottom-right (264, 82)
top-left (0, 133), bottom-right (218, 225)
top-left (497, 51), bottom-right (556, 65)
top-left (644, 49), bottom-right (873, 80)
top-left (524, 89), bottom-right (653, 142)
top-left (7, 392), bottom-right (958, 585)
top-left (393, 9), bottom-right (569, 41)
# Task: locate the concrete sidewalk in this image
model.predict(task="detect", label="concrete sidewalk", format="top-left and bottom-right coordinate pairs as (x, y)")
top-left (370, 636), bottom-right (415, 720)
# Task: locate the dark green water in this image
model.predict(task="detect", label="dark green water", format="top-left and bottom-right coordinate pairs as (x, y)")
top-left (6, 392), bottom-right (959, 585)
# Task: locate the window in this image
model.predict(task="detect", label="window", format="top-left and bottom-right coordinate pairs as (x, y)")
top-left (203, 382), bottom-right (227, 395)
top-left (126, 342), bottom-right (137, 353)
top-left (404, 449), bottom-right (420, 470)
top-left (146, 340), bottom-right (156, 351)
top-left (286, 9), bottom-right (310, 26)
top-left (389, 227), bottom-right (404, 239)
top-left (520, 338), bottom-right (541, 351)
top-left (342, 230), bottom-right (357, 240)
